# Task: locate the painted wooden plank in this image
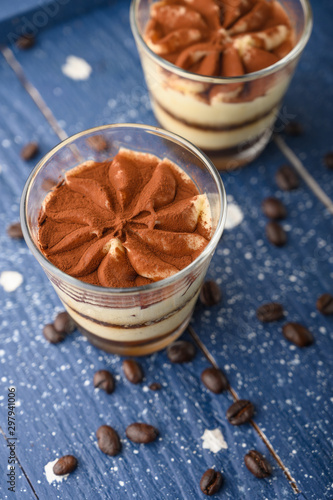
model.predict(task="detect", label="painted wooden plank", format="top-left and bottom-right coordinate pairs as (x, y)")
top-left (273, 0), bottom-right (333, 200)
top-left (0, 431), bottom-right (37, 499)
top-left (0, 42), bottom-right (297, 500)
top-left (0, 0), bottom-right (113, 46)
top-left (0, 1), bottom-right (332, 499)
top-left (190, 142), bottom-right (333, 499)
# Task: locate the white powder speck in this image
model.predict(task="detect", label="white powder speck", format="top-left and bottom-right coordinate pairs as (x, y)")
top-left (201, 429), bottom-right (228, 453)
top-left (119, 481), bottom-right (125, 487)
top-left (0, 271), bottom-right (23, 292)
top-left (61, 56), bottom-right (92, 80)
top-left (0, 350), bottom-right (5, 357)
top-left (44, 459), bottom-right (69, 484)
top-left (225, 202), bottom-right (243, 229)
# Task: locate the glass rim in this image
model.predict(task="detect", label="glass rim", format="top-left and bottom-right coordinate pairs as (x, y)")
top-left (20, 123), bottom-right (227, 296)
top-left (130, 0), bottom-right (313, 84)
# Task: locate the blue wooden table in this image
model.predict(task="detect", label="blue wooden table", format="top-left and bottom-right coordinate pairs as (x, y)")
top-left (0, 1), bottom-right (332, 498)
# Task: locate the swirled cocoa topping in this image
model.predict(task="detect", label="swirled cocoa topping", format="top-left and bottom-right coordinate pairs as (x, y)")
top-left (38, 148), bottom-right (212, 288)
top-left (145, 0), bottom-right (294, 80)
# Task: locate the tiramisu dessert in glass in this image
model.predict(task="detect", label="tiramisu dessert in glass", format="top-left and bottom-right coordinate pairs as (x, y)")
top-left (130, 0), bottom-right (312, 169)
top-left (21, 124), bottom-right (226, 355)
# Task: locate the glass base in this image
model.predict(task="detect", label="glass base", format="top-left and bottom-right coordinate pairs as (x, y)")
top-left (77, 315), bottom-right (192, 356)
top-left (205, 128), bottom-right (273, 171)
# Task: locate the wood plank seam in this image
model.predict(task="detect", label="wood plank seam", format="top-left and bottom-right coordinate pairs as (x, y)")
top-left (188, 324), bottom-right (301, 495)
top-left (0, 425), bottom-right (40, 499)
top-left (1, 46), bottom-right (68, 142)
top-left (274, 134), bottom-right (333, 215)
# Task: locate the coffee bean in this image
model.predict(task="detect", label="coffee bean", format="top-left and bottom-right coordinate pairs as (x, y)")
top-left (256, 302), bottom-right (284, 322)
top-left (15, 35), bottom-right (35, 50)
top-left (43, 323), bottom-right (65, 344)
top-left (284, 121), bottom-right (304, 137)
top-left (122, 359), bottom-right (144, 384)
top-left (261, 197), bottom-right (287, 220)
top-left (323, 152), bottom-right (333, 170)
top-left (200, 280), bottom-right (222, 306)
top-left (54, 311), bottom-right (75, 334)
top-left (200, 469), bottom-right (223, 496)
top-left (226, 400), bottom-right (254, 425)
top-left (316, 293), bottom-right (333, 315)
top-left (7, 222), bottom-right (23, 239)
top-left (93, 370), bottom-right (115, 394)
top-left (149, 382), bottom-right (161, 391)
top-left (201, 367), bottom-right (228, 394)
top-left (275, 165), bottom-right (300, 191)
top-left (42, 178), bottom-right (57, 191)
top-left (244, 450), bottom-right (272, 478)
top-left (20, 142), bottom-right (39, 161)
top-left (167, 340), bottom-right (196, 363)
top-left (86, 135), bottom-right (108, 151)
top-left (266, 221), bottom-right (287, 246)
top-left (53, 455), bottom-right (77, 476)
top-left (282, 322), bottom-right (314, 347)
top-left (96, 425), bottom-right (121, 456)
top-left (126, 423), bottom-right (159, 444)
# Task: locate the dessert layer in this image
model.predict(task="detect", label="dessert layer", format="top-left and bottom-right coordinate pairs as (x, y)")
top-left (38, 148), bottom-right (212, 288)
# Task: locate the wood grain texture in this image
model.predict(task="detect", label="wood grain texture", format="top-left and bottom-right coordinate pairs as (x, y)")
top-left (0, 0), bottom-right (332, 499)
top-left (0, 0), bottom-right (113, 46)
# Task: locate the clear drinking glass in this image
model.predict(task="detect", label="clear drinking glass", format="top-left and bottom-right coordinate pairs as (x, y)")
top-left (130, 0), bottom-right (312, 170)
top-left (21, 124), bottom-right (226, 356)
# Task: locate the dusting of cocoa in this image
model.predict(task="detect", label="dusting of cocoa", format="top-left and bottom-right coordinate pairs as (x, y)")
top-left (38, 149), bottom-right (212, 287)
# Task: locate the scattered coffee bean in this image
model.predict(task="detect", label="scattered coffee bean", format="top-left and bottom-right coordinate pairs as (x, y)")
top-left (261, 197), bottom-right (287, 220)
top-left (126, 423), bottom-right (159, 444)
top-left (86, 135), bottom-right (108, 151)
top-left (15, 35), bottom-right (35, 50)
top-left (244, 450), bottom-right (272, 478)
top-left (149, 382), bottom-right (161, 391)
top-left (282, 322), bottom-right (314, 347)
top-left (226, 400), bottom-right (254, 426)
top-left (54, 311), bottom-right (75, 334)
top-left (167, 340), bottom-right (196, 363)
top-left (93, 370), bottom-right (115, 394)
top-left (256, 302), bottom-right (284, 322)
top-left (284, 121), bottom-right (304, 137)
top-left (42, 178), bottom-right (57, 191)
top-left (316, 293), bottom-right (333, 315)
top-left (42, 323), bottom-right (65, 344)
top-left (323, 152), bottom-right (333, 170)
top-left (201, 367), bottom-right (228, 394)
top-left (96, 425), bottom-right (121, 456)
top-left (53, 455), bottom-right (77, 476)
top-left (20, 142), bottom-right (39, 161)
top-left (200, 469), bottom-right (223, 496)
top-left (7, 222), bottom-right (23, 239)
top-left (266, 221), bottom-right (287, 247)
top-left (200, 280), bottom-right (222, 307)
top-left (275, 165), bottom-right (300, 191)
top-left (122, 359), bottom-right (144, 384)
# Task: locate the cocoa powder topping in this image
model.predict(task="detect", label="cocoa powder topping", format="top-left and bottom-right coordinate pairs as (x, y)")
top-left (37, 148), bottom-right (212, 287)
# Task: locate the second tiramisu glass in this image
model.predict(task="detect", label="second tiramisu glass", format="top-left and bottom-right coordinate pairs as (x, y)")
top-left (21, 124), bottom-right (226, 356)
top-left (130, 0), bottom-right (312, 170)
